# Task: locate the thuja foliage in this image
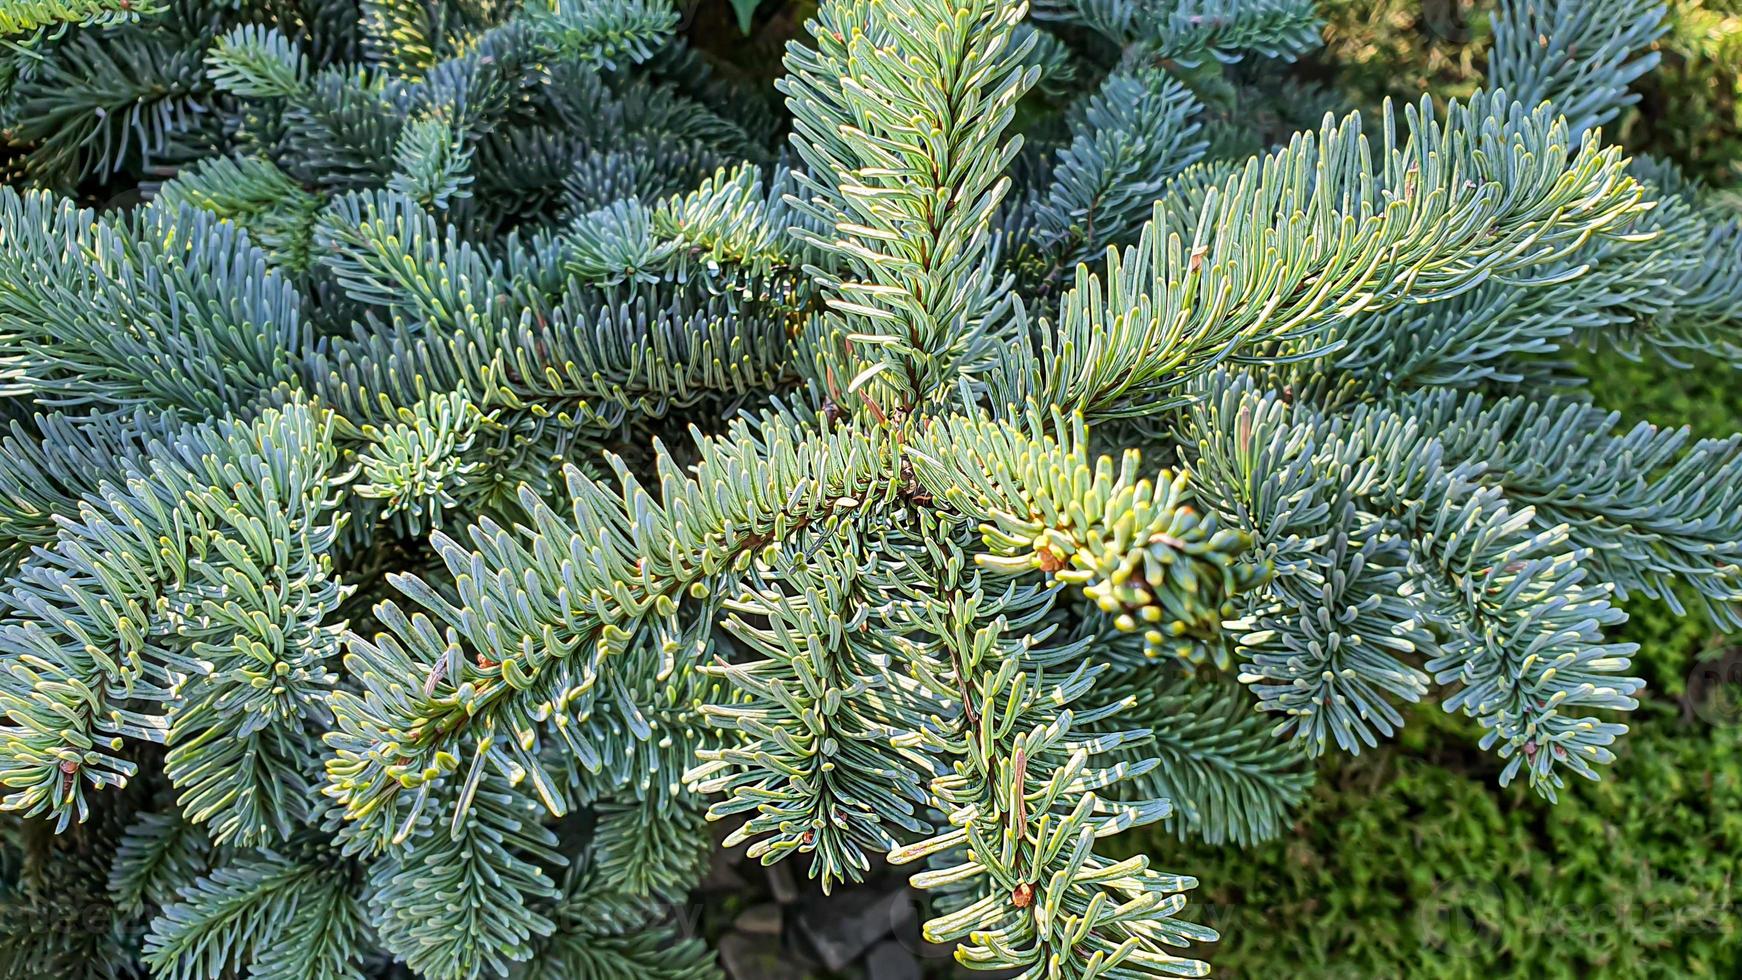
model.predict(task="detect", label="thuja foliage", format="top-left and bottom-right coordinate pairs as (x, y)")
top-left (0, 0), bottom-right (1738, 976)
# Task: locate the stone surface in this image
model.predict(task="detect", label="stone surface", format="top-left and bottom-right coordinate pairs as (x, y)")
top-left (866, 940), bottom-right (922, 980)
top-left (734, 902), bottom-right (783, 936)
top-left (796, 886), bottom-right (915, 972)
top-left (765, 861), bottom-right (799, 903)
top-left (698, 847), bottom-right (748, 893)
top-left (717, 932), bottom-right (809, 980)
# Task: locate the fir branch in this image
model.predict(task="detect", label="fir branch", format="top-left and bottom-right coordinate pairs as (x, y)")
top-left (142, 846), bottom-right (363, 980)
top-left (3, 24), bottom-right (214, 187)
top-left (0, 408), bottom-right (177, 572)
top-left (888, 411), bottom-right (1274, 975)
top-left (1489, 0), bottom-right (1667, 139)
top-left (360, 0), bottom-right (446, 78)
top-left (691, 535), bottom-right (931, 892)
top-left (1422, 391), bottom-right (1742, 631)
top-left (0, 0), bottom-right (160, 36)
top-left (523, 0), bottom-right (679, 68)
top-left (367, 781), bottom-right (562, 980)
top-left (0, 402), bottom-right (343, 840)
top-left (109, 809), bottom-right (214, 917)
top-left (521, 928), bottom-right (720, 980)
top-left (1024, 92), bottom-right (1646, 419)
top-left (314, 188), bottom-right (506, 332)
top-left (153, 155), bottom-right (327, 274)
top-left (523, 860), bottom-right (721, 979)
top-left (0, 0), bottom-right (1734, 975)
top-left (354, 389), bottom-right (489, 535)
top-left (886, 584), bottom-right (1218, 978)
top-left (781, 0), bottom-right (1037, 416)
top-left (1184, 377), bottom-right (1432, 754)
top-left (1105, 668), bottom-right (1313, 846)
top-left (1024, 66), bottom-right (1209, 280)
top-left (910, 410), bottom-right (1267, 662)
top-left (589, 795), bottom-right (710, 903)
top-left (0, 189), bottom-right (305, 418)
top-left (1331, 400), bottom-right (1644, 799)
top-left (1034, 0), bottom-right (1323, 66)
top-left (324, 411), bottom-right (896, 846)
top-left (207, 25), bottom-right (308, 99)
top-left (389, 114), bottom-right (475, 210)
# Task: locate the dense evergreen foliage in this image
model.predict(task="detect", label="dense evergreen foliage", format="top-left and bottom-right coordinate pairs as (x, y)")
top-left (0, 0), bottom-right (1737, 977)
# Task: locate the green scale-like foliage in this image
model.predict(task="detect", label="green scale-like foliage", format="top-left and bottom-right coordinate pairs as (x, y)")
top-left (0, 0), bottom-right (1737, 977)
